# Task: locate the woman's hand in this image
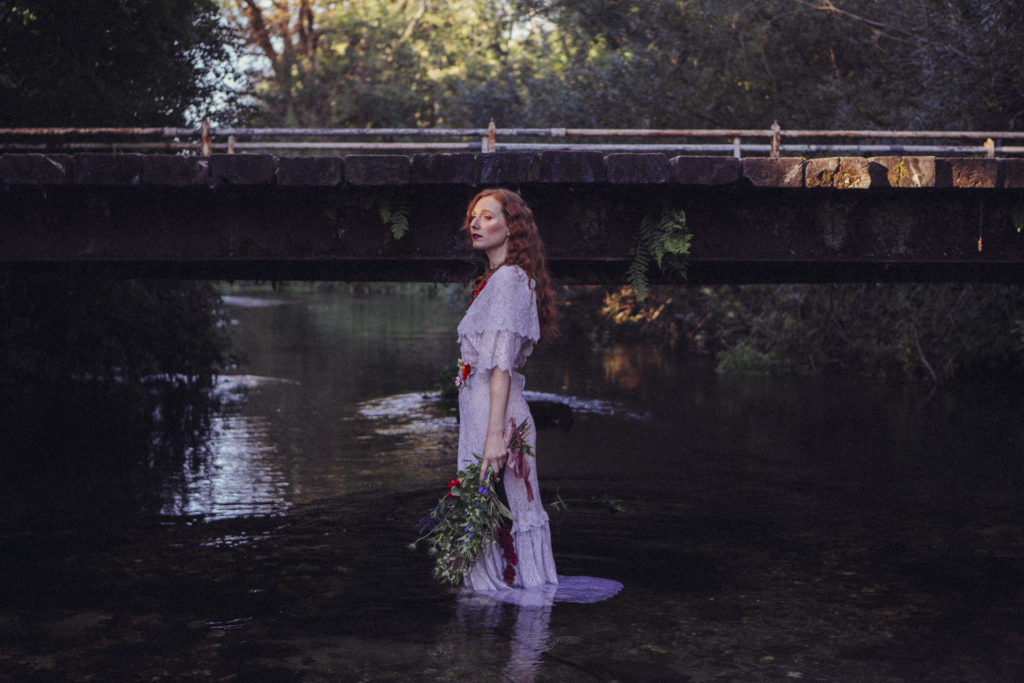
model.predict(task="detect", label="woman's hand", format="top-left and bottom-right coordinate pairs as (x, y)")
top-left (480, 431), bottom-right (507, 482)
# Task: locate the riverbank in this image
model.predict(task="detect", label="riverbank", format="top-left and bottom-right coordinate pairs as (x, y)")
top-left (2, 468), bottom-right (1022, 681)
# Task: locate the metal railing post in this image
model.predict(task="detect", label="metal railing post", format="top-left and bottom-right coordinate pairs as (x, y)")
top-left (733, 137), bottom-right (741, 159)
top-left (984, 138), bottom-right (995, 159)
top-left (770, 120), bottom-right (781, 158)
top-left (200, 119), bottom-right (212, 156)
top-left (481, 119), bottom-right (496, 153)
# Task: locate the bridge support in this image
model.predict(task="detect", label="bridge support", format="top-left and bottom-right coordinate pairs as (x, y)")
top-left (2, 153), bottom-right (1023, 283)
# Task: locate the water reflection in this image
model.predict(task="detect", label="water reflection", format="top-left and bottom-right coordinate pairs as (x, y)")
top-left (455, 592), bottom-right (554, 681)
top-left (158, 283), bottom-right (1024, 522)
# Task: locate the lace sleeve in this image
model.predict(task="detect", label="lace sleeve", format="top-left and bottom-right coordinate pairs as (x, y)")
top-left (462, 329), bottom-right (532, 372)
top-left (456, 266), bottom-right (540, 371)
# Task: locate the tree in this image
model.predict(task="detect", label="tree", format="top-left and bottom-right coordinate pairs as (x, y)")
top-left (223, 0), bottom-right (546, 127)
top-left (0, 0), bottom-right (245, 125)
top-left (514, 0), bottom-right (1024, 130)
top-left (0, 1), bottom-right (245, 481)
top-left (227, 1), bottom-right (1024, 131)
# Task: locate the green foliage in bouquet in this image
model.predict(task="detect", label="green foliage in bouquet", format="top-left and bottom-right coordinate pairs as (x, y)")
top-left (414, 461), bottom-right (513, 585)
top-left (413, 421), bottom-right (533, 585)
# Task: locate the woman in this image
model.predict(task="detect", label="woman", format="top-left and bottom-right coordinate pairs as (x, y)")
top-left (455, 188), bottom-right (559, 591)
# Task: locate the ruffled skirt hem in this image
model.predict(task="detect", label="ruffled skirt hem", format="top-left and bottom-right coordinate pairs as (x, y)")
top-left (465, 522), bottom-right (558, 592)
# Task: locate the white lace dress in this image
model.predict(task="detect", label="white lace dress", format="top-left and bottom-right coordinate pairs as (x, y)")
top-left (456, 265), bottom-right (559, 591)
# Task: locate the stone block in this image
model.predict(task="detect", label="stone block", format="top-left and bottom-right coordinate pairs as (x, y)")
top-left (742, 157), bottom-right (804, 188)
top-left (72, 153), bottom-right (145, 185)
top-left (804, 157), bottom-right (871, 189)
top-left (999, 159), bottom-right (1024, 188)
top-left (867, 156), bottom-right (935, 188)
top-left (477, 153), bottom-right (540, 185)
top-left (276, 156), bottom-right (343, 186)
top-left (0, 153), bottom-right (72, 184)
top-left (344, 155), bottom-right (410, 185)
top-left (141, 155), bottom-right (209, 186)
top-left (605, 153), bottom-right (669, 184)
top-left (669, 156), bottom-right (740, 185)
top-left (539, 151), bottom-right (605, 183)
top-left (209, 153), bottom-right (276, 185)
top-left (936, 158), bottom-right (998, 188)
top-left (410, 153), bottom-right (476, 184)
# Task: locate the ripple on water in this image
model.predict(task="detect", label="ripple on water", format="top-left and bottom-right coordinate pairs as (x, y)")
top-left (161, 380), bottom-right (651, 522)
top-left (221, 295), bottom-right (293, 308)
top-left (523, 390), bottom-right (652, 421)
top-left (355, 392), bottom-right (458, 437)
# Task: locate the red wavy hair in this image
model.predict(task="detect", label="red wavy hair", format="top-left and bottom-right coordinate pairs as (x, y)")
top-left (463, 188), bottom-right (557, 344)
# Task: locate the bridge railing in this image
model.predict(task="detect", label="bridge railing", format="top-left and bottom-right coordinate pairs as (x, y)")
top-left (2, 121), bottom-right (1024, 157)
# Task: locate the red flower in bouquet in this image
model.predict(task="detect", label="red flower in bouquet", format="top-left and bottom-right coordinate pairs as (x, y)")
top-left (412, 423), bottom-right (535, 586)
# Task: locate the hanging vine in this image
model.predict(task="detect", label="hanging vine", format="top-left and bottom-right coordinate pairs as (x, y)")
top-left (626, 208), bottom-right (692, 300)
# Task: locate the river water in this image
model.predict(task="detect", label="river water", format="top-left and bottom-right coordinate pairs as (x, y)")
top-left (164, 282), bottom-right (1023, 524)
top-left (7, 282), bottom-right (1022, 681)
top-left (138, 282), bottom-right (1024, 680)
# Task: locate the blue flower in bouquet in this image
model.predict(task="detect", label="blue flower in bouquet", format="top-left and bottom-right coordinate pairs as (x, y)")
top-left (411, 419), bottom-right (534, 586)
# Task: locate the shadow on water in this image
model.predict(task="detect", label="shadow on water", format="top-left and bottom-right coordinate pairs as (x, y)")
top-left (2, 282), bottom-right (1024, 681)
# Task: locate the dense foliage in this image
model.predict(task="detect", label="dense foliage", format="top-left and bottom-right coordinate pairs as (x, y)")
top-left (0, 0), bottom-right (246, 125)
top-left (0, 275), bottom-right (234, 514)
top-left (0, 274), bottom-right (233, 387)
top-left (566, 284), bottom-right (1024, 383)
top-left (1, 2), bottom-right (247, 484)
top-left (224, 0), bottom-right (1024, 131)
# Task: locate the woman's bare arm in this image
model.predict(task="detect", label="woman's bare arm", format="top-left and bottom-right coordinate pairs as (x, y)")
top-left (479, 368), bottom-right (511, 482)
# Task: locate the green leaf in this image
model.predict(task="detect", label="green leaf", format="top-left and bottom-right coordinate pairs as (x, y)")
top-left (627, 208), bottom-right (690, 300)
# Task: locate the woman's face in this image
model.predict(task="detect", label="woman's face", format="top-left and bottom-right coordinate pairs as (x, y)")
top-left (469, 196), bottom-right (510, 258)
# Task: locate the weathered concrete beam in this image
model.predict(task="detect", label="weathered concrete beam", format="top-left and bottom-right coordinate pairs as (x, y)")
top-left (277, 156), bottom-right (343, 186)
top-left (73, 153), bottom-right (145, 185)
top-left (4, 152), bottom-right (1024, 190)
top-left (867, 156), bottom-right (936, 188)
top-left (1001, 159), bottom-right (1024, 189)
top-left (210, 153), bottom-right (275, 186)
top-left (938, 158), bottom-right (998, 189)
top-left (3, 152), bottom-right (1023, 284)
top-left (742, 157), bottom-right (805, 187)
top-left (478, 152), bottom-right (540, 185)
top-left (805, 157), bottom-right (872, 189)
top-left (343, 155), bottom-right (410, 185)
top-left (410, 153), bottom-right (476, 184)
top-left (605, 153), bottom-right (669, 184)
top-left (539, 151), bottom-right (606, 183)
top-left (141, 154), bottom-right (209, 186)
top-left (670, 156), bottom-right (740, 185)
top-left (0, 153), bottom-right (73, 185)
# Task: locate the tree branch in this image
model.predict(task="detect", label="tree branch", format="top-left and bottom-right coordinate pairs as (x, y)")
top-left (397, 0), bottom-right (429, 47)
top-left (239, 0), bottom-right (279, 64)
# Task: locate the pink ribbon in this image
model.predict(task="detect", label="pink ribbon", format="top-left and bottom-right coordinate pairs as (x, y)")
top-left (503, 417), bottom-right (534, 502)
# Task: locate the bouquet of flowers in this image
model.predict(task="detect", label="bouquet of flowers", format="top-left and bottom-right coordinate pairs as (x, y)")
top-left (413, 419), bottom-right (533, 586)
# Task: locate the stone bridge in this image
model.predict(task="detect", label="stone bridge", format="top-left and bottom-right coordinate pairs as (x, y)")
top-left (2, 151), bottom-right (1023, 283)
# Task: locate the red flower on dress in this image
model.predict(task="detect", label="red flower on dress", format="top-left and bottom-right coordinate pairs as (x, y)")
top-left (454, 359), bottom-right (472, 389)
top-left (472, 278), bottom-right (487, 299)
